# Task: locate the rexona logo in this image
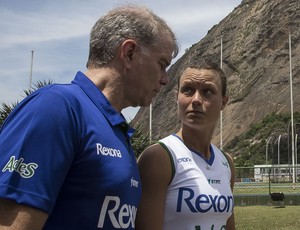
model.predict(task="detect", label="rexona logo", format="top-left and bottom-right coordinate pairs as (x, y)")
top-left (177, 187), bottom-right (233, 213)
top-left (2, 156), bottom-right (38, 179)
top-left (96, 143), bottom-right (122, 158)
top-left (97, 196), bottom-right (137, 228)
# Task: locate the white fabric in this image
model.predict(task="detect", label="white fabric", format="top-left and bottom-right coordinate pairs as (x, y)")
top-left (160, 134), bottom-right (233, 230)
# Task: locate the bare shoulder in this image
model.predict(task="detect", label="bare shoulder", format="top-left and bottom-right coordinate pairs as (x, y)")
top-left (136, 143), bottom-right (172, 230)
top-left (0, 198), bottom-right (48, 230)
top-left (137, 142), bottom-right (172, 186)
top-left (138, 143), bottom-right (168, 164)
top-left (223, 151), bottom-right (234, 166)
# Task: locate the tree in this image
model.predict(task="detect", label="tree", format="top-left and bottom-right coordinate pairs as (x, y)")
top-left (1, 80), bottom-right (152, 158)
top-left (130, 123), bottom-right (153, 158)
top-left (0, 80), bottom-right (52, 127)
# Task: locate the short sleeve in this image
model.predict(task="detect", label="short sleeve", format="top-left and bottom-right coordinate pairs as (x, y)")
top-left (0, 86), bottom-right (79, 213)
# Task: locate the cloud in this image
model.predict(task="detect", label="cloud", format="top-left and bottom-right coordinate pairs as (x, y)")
top-left (0, 10), bottom-right (91, 49)
top-left (0, 0), bottom-right (242, 120)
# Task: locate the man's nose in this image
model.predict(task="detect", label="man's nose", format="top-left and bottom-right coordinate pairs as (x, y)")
top-left (159, 72), bottom-right (169, 86)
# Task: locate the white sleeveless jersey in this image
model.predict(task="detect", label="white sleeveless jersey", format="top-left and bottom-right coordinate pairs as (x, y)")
top-left (159, 134), bottom-right (233, 230)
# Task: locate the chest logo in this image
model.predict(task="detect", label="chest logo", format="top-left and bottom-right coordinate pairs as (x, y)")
top-left (222, 161), bottom-right (229, 168)
top-left (96, 143), bottom-right (122, 158)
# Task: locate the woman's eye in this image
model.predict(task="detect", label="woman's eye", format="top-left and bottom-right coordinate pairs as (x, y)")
top-left (181, 86), bottom-right (194, 95)
top-left (203, 88), bottom-right (215, 97)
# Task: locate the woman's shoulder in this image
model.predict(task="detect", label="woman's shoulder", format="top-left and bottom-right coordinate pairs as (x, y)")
top-left (138, 142), bottom-right (169, 166)
top-left (137, 140), bottom-right (174, 185)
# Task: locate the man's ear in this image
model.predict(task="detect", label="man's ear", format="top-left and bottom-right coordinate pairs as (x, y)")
top-left (121, 39), bottom-right (137, 67)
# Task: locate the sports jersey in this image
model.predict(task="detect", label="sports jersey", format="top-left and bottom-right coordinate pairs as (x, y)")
top-left (159, 134), bottom-right (233, 230)
top-left (0, 71), bottom-right (141, 229)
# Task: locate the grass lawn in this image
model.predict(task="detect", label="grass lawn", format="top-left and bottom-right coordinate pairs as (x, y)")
top-left (234, 182), bottom-right (300, 195)
top-left (235, 205), bottom-right (300, 229)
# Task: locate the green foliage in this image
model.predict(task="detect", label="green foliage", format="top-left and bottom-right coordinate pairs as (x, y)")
top-left (1, 79), bottom-right (152, 158)
top-left (130, 123), bottom-right (153, 159)
top-left (23, 80), bottom-right (53, 97)
top-left (235, 206), bottom-right (300, 229)
top-left (0, 102), bottom-right (17, 127)
top-left (0, 80), bottom-right (53, 127)
top-left (225, 112), bottom-right (300, 167)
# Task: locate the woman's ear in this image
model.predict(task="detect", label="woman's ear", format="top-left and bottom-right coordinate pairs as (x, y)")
top-left (221, 96), bottom-right (229, 110)
top-left (174, 89), bottom-right (179, 106)
top-left (173, 88), bottom-right (178, 98)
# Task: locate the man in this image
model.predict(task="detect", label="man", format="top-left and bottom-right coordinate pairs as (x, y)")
top-left (0, 5), bottom-right (178, 229)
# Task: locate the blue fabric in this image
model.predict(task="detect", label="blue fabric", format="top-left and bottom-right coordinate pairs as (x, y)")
top-left (0, 71), bottom-right (141, 229)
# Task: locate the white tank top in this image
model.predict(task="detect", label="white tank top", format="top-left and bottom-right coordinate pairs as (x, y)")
top-left (159, 134), bottom-right (233, 230)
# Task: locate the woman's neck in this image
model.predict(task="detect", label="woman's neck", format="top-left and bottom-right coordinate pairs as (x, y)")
top-left (176, 127), bottom-right (212, 159)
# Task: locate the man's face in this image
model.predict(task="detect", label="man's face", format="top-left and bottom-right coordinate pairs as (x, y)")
top-left (126, 36), bottom-right (174, 107)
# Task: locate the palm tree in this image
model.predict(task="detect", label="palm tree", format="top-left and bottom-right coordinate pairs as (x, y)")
top-left (0, 80), bottom-right (151, 156)
top-left (130, 123), bottom-right (152, 158)
top-left (0, 80), bottom-right (53, 126)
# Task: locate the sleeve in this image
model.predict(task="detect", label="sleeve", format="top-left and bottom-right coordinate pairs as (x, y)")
top-left (0, 86), bottom-right (79, 213)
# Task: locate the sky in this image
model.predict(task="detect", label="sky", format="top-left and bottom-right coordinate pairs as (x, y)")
top-left (0, 0), bottom-right (242, 121)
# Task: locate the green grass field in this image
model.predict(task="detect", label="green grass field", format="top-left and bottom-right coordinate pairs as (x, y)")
top-left (235, 206), bottom-right (300, 229)
top-left (234, 182), bottom-right (300, 195)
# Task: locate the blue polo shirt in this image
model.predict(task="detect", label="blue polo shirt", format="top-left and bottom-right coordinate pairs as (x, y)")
top-left (0, 71), bottom-right (141, 229)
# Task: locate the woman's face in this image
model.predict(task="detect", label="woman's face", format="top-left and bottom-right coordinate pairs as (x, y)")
top-left (177, 67), bottom-right (228, 130)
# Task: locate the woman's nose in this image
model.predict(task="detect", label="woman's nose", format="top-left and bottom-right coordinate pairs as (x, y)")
top-left (192, 91), bottom-right (202, 105)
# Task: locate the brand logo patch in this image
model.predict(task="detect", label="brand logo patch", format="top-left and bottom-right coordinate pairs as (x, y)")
top-left (207, 178), bottom-right (221, 184)
top-left (2, 156), bottom-right (38, 178)
top-left (131, 177), bottom-right (139, 188)
top-left (176, 187), bottom-right (233, 213)
top-left (96, 143), bottom-right (122, 158)
top-left (222, 161), bottom-right (229, 168)
top-left (97, 196), bottom-right (137, 228)
top-left (177, 157), bottom-right (192, 163)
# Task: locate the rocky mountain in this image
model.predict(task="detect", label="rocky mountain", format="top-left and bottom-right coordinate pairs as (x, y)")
top-left (131, 0), bottom-right (300, 150)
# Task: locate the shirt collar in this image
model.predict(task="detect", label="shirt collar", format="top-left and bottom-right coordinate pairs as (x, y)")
top-left (71, 71), bottom-right (134, 136)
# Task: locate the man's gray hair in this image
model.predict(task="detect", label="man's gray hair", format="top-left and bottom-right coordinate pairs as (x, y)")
top-left (86, 5), bottom-right (179, 68)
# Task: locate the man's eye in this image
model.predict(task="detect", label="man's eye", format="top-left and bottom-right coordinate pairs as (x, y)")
top-left (160, 62), bottom-right (166, 70)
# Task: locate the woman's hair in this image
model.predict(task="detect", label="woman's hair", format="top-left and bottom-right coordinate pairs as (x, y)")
top-left (86, 5), bottom-right (179, 68)
top-left (178, 60), bottom-right (227, 96)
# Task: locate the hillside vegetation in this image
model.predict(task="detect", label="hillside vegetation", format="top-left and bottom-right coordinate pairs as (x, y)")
top-left (225, 112), bottom-right (300, 167)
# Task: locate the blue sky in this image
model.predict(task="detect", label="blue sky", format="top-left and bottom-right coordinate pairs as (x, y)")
top-left (0, 0), bottom-right (242, 121)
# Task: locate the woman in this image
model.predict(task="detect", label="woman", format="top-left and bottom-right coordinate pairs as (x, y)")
top-left (136, 61), bottom-right (235, 230)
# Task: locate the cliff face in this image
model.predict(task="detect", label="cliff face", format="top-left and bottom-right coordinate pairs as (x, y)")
top-left (132, 0), bottom-right (300, 147)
